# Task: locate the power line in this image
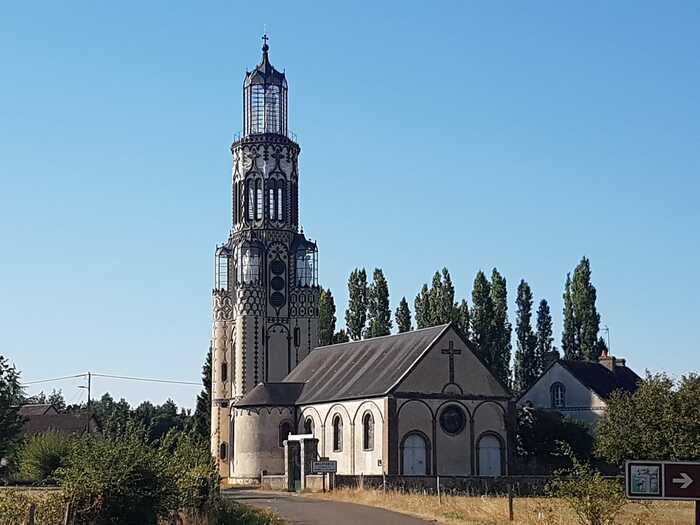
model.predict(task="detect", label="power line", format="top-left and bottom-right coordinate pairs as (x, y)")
top-left (91, 373), bottom-right (199, 386)
top-left (21, 372), bottom-right (199, 387)
top-left (21, 373), bottom-right (86, 386)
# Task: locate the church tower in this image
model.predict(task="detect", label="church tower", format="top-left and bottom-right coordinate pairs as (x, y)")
top-left (211, 36), bottom-right (320, 479)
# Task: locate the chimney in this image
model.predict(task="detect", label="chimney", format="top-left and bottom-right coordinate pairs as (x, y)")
top-left (599, 349), bottom-right (626, 371)
top-left (543, 349), bottom-right (560, 369)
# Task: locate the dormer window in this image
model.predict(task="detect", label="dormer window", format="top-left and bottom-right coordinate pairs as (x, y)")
top-left (551, 382), bottom-right (566, 408)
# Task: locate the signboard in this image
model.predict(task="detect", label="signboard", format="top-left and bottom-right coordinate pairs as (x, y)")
top-left (626, 461), bottom-right (700, 501)
top-left (312, 460), bottom-right (337, 473)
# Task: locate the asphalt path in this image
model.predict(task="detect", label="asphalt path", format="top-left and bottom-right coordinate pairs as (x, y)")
top-left (225, 489), bottom-right (435, 525)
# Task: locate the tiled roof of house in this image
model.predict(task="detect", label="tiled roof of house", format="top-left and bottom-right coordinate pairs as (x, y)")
top-left (560, 360), bottom-right (642, 399)
top-left (18, 404), bottom-right (57, 416)
top-left (236, 324), bottom-right (450, 407)
top-left (22, 413), bottom-right (98, 435)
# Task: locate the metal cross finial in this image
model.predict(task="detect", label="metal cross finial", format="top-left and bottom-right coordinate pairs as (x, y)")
top-left (441, 340), bottom-right (462, 384)
top-left (262, 34), bottom-right (269, 45)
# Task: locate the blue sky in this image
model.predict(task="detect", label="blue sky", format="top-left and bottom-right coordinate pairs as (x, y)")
top-left (1, 1), bottom-right (698, 409)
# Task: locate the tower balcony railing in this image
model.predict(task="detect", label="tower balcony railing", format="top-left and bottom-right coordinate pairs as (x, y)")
top-left (233, 130), bottom-right (298, 143)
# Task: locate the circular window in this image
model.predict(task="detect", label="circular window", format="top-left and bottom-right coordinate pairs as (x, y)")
top-left (270, 260), bottom-right (286, 275)
top-left (270, 292), bottom-right (285, 308)
top-left (270, 276), bottom-right (285, 290)
top-left (439, 405), bottom-right (466, 435)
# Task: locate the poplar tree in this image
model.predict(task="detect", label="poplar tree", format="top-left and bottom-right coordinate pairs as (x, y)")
top-left (470, 271), bottom-right (493, 365)
top-left (535, 299), bottom-right (554, 374)
top-left (561, 274), bottom-right (579, 359)
top-left (0, 355), bottom-right (24, 460)
top-left (490, 268), bottom-right (512, 388)
top-left (345, 268), bottom-right (368, 340)
top-left (571, 257), bottom-right (601, 361)
top-left (430, 268), bottom-right (455, 325)
top-left (561, 257), bottom-right (602, 361)
top-left (319, 288), bottom-right (337, 346)
top-left (395, 297), bottom-right (413, 333)
top-left (454, 299), bottom-right (470, 339)
top-left (414, 284), bottom-right (430, 329)
top-left (192, 345), bottom-right (212, 441)
top-left (514, 280), bottom-right (538, 393)
top-left (367, 268), bottom-right (392, 338)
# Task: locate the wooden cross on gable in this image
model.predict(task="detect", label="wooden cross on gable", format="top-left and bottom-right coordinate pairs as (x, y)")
top-left (441, 340), bottom-right (462, 384)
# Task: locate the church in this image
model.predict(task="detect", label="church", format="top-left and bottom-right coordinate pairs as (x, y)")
top-left (210, 37), bottom-right (513, 487)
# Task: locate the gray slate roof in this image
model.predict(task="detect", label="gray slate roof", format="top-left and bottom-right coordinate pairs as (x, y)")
top-left (19, 404), bottom-right (57, 416)
top-left (560, 360), bottom-right (641, 399)
top-left (235, 382), bottom-right (305, 407)
top-left (237, 324), bottom-right (449, 407)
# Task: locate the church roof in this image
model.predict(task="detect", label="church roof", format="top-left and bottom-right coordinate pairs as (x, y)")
top-left (285, 324), bottom-right (450, 405)
top-left (244, 36), bottom-right (287, 88)
top-left (236, 382), bottom-right (305, 407)
top-left (559, 359), bottom-right (641, 399)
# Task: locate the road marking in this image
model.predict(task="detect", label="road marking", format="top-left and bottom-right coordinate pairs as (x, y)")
top-left (672, 472), bottom-right (693, 489)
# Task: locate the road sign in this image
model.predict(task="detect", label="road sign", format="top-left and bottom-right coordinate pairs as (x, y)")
top-left (312, 460), bottom-right (337, 473)
top-left (626, 461), bottom-right (700, 501)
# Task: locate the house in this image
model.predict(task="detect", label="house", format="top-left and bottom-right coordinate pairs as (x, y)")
top-left (517, 350), bottom-right (642, 428)
top-left (19, 404), bottom-right (100, 436)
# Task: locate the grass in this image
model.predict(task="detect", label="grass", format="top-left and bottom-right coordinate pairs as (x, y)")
top-left (306, 487), bottom-right (694, 525)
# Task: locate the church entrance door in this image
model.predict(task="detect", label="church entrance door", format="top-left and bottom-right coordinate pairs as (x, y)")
top-left (478, 435), bottom-right (502, 476)
top-left (402, 434), bottom-right (427, 475)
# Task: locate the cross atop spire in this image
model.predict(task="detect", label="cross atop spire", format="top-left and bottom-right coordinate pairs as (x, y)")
top-left (262, 33), bottom-right (269, 53)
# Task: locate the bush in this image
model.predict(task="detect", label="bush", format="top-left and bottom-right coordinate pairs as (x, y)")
top-left (0, 490), bottom-right (68, 525)
top-left (19, 432), bottom-right (74, 483)
top-left (547, 449), bottom-right (626, 525)
top-left (58, 431), bottom-right (177, 525)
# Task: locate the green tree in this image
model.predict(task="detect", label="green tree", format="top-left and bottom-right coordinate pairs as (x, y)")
top-left (414, 284), bottom-right (430, 329)
top-left (430, 268), bottom-right (455, 325)
top-left (490, 268), bottom-right (512, 387)
top-left (332, 330), bottom-right (350, 344)
top-left (514, 280), bottom-right (538, 393)
top-left (366, 268), bottom-right (392, 338)
top-left (395, 296), bottom-right (412, 333)
top-left (19, 432), bottom-right (74, 482)
top-left (595, 373), bottom-right (700, 464)
top-left (0, 356), bottom-right (24, 461)
top-left (454, 299), bottom-right (470, 339)
top-left (562, 257), bottom-right (602, 361)
top-left (561, 273), bottom-right (578, 359)
top-left (345, 268), bottom-right (368, 340)
top-left (535, 299), bottom-right (554, 375)
top-left (470, 271), bottom-right (493, 365)
top-left (319, 288), bottom-right (337, 346)
top-left (571, 257), bottom-right (601, 361)
top-left (192, 345), bottom-right (211, 442)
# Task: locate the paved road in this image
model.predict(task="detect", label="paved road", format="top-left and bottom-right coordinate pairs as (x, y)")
top-left (225, 489), bottom-right (435, 525)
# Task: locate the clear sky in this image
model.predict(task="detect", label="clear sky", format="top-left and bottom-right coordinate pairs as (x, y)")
top-left (1, 1), bottom-right (698, 410)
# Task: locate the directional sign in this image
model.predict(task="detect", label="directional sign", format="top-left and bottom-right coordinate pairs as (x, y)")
top-left (626, 461), bottom-right (700, 501)
top-left (312, 460), bottom-right (337, 473)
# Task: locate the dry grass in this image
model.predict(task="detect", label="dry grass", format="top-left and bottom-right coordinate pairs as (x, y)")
top-left (306, 488), bottom-right (694, 525)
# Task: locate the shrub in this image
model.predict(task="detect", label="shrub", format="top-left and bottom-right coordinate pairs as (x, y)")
top-left (547, 450), bottom-right (626, 525)
top-left (19, 432), bottom-right (74, 482)
top-left (58, 431), bottom-right (177, 525)
top-left (0, 490), bottom-right (68, 525)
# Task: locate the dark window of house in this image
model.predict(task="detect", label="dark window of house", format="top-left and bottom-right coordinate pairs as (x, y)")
top-left (551, 382), bottom-right (566, 408)
top-left (221, 362), bottom-right (228, 382)
top-left (279, 421), bottom-right (293, 447)
top-left (304, 417), bottom-right (314, 435)
top-left (219, 442), bottom-right (227, 460)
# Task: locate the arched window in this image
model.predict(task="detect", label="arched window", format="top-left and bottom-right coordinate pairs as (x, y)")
top-left (255, 180), bottom-right (263, 220)
top-left (551, 382), bottom-right (566, 408)
top-left (247, 180), bottom-right (254, 221)
top-left (332, 414), bottom-right (343, 452)
top-left (279, 421), bottom-right (293, 448)
top-left (221, 362), bottom-right (228, 382)
top-left (277, 184), bottom-right (283, 221)
top-left (219, 442), bottom-right (227, 460)
top-left (237, 242), bottom-right (262, 285)
top-left (362, 412), bottom-right (374, 451)
top-left (304, 417), bottom-right (314, 435)
top-left (294, 241), bottom-right (318, 287)
top-left (269, 186), bottom-right (275, 219)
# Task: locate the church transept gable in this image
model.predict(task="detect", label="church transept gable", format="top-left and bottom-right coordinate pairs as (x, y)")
top-left (394, 326), bottom-right (509, 398)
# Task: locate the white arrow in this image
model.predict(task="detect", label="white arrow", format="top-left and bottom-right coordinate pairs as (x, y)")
top-left (672, 472), bottom-right (693, 490)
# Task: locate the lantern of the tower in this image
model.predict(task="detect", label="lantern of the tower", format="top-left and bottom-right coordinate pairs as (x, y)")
top-left (243, 36), bottom-right (288, 137)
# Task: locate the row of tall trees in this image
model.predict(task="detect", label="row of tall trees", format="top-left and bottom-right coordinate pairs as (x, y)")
top-left (318, 256), bottom-right (605, 393)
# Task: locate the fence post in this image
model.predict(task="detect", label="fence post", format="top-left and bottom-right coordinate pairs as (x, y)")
top-left (382, 470), bottom-right (386, 494)
top-left (507, 482), bottom-right (514, 522)
top-left (26, 503), bottom-right (36, 525)
top-left (437, 475), bottom-right (441, 504)
top-left (63, 501), bottom-right (73, 525)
